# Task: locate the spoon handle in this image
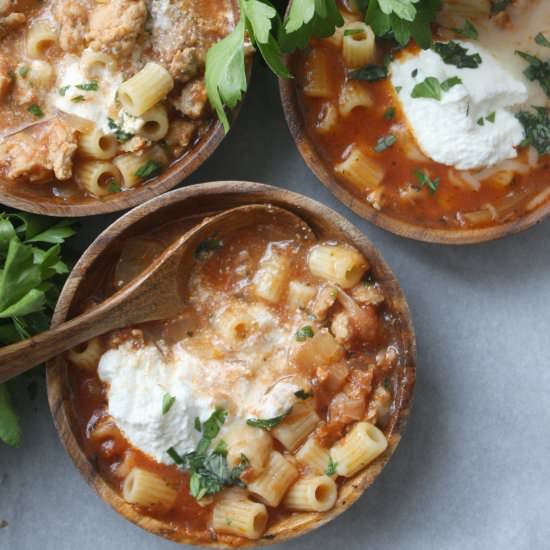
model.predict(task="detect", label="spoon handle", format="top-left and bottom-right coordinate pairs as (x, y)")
top-left (0, 300), bottom-right (119, 384)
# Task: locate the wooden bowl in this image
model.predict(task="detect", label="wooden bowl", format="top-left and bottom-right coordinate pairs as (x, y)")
top-left (279, 72), bottom-right (550, 245)
top-left (0, 1), bottom-right (244, 218)
top-left (46, 181), bottom-right (416, 547)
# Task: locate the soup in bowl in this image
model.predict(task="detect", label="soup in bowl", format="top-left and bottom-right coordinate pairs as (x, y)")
top-left (47, 182), bottom-right (415, 547)
top-left (281, 0), bottom-right (550, 243)
top-left (0, 0), bottom-right (240, 215)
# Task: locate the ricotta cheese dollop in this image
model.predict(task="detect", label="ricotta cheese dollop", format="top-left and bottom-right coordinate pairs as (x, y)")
top-left (390, 41), bottom-right (528, 170)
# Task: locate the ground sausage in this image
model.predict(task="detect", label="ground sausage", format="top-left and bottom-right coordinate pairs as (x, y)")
top-left (54, 0), bottom-right (89, 53)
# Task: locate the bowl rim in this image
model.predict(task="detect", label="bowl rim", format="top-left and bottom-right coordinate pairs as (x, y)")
top-left (46, 180), bottom-right (416, 547)
top-left (0, 0), bottom-right (243, 218)
top-left (278, 64), bottom-right (550, 245)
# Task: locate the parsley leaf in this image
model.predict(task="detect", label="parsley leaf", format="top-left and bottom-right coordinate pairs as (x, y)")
top-left (374, 134), bottom-right (397, 152)
top-left (162, 393), bottom-right (176, 415)
top-left (294, 389), bottom-right (313, 400)
top-left (27, 105), bottom-right (44, 118)
top-left (295, 325), bottom-right (314, 341)
top-left (535, 32), bottom-right (550, 49)
top-left (246, 408), bottom-right (293, 430)
top-left (326, 456), bottom-right (338, 476)
top-left (135, 160), bottom-right (163, 181)
top-left (415, 169), bottom-right (440, 193)
top-left (452, 20), bottom-right (478, 39)
top-left (107, 117), bottom-right (133, 143)
top-left (491, 0), bottom-right (512, 15)
top-left (432, 41), bottom-right (482, 69)
top-left (516, 50), bottom-right (550, 99)
top-left (411, 76), bottom-right (442, 100)
top-left (384, 106), bottom-right (396, 120)
top-left (349, 63), bottom-right (388, 81)
top-left (516, 106), bottom-right (550, 155)
top-left (18, 66), bottom-right (29, 78)
top-left (195, 237), bottom-right (222, 258)
top-left (441, 76), bottom-right (462, 91)
top-left (75, 80), bottom-right (99, 91)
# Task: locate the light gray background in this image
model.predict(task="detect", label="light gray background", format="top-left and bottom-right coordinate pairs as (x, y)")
top-left (1, 64), bottom-right (549, 550)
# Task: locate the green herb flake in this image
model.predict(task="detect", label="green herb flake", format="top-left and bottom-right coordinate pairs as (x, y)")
top-left (411, 77), bottom-right (442, 101)
top-left (343, 28), bottom-right (362, 37)
top-left (415, 169), bottom-right (440, 194)
top-left (162, 393), bottom-right (176, 415)
top-left (295, 325), bottom-right (314, 341)
top-left (383, 106), bottom-right (396, 120)
top-left (246, 408), bottom-right (293, 430)
top-left (441, 76), bottom-right (462, 91)
top-left (516, 106), bottom-right (550, 155)
top-left (491, 0), bottom-right (512, 15)
top-left (515, 50), bottom-right (550, 99)
top-left (27, 105), bottom-right (44, 118)
top-left (349, 64), bottom-right (388, 82)
top-left (411, 68), bottom-right (418, 78)
top-left (452, 20), bottom-right (478, 39)
top-left (71, 95), bottom-right (86, 103)
top-left (135, 160), bottom-right (162, 181)
top-left (107, 180), bottom-right (121, 193)
top-left (75, 80), bottom-right (99, 92)
top-left (294, 389), bottom-right (313, 400)
top-left (535, 32), bottom-right (550, 48)
top-left (373, 134), bottom-right (397, 153)
top-left (18, 65), bottom-right (29, 78)
top-left (59, 85), bottom-right (70, 96)
top-left (432, 41), bottom-right (482, 69)
top-left (195, 238), bottom-right (223, 257)
top-left (486, 112), bottom-right (496, 123)
top-left (326, 456), bottom-right (338, 476)
top-left (107, 117), bottom-right (133, 143)
top-left (477, 117), bottom-right (485, 126)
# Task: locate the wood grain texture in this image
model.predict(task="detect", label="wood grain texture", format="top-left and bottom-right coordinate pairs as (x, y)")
top-left (46, 181), bottom-right (416, 547)
top-left (0, 0), bottom-right (246, 218)
top-left (279, 67), bottom-right (550, 245)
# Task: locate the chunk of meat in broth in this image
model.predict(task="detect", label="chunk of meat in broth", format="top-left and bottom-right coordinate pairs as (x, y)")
top-left (0, 120), bottom-right (77, 182)
top-left (0, 11), bottom-right (25, 35)
top-left (54, 0), bottom-right (89, 53)
top-left (88, 0), bottom-right (147, 58)
top-left (171, 79), bottom-right (209, 120)
top-left (165, 118), bottom-right (198, 156)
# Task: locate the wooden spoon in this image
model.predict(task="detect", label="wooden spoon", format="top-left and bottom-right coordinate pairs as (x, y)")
top-left (0, 203), bottom-right (312, 384)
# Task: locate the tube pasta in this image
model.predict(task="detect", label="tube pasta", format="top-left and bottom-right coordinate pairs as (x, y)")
top-left (138, 104), bottom-right (169, 141)
top-left (28, 61), bottom-right (54, 88)
top-left (212, 489), bottom-right (268, 540)
top-left (118, 62), bottom-right (174, 117)
top-left (303, 49), bottom-right (333, 99)
top-left (338, 81), bottom-right (373, 117)
top-left (225, 423), bottom-right (273, 475)
top-left (66, 337), bottom-right (104, 369)
top-left (247, 451), bottom-right (299, 507)
top-left (283, 475), bottom-right (337, 512)
top-left (287, 281), bottom-right (316, 309)
top-left (335, 146), bottom-right (385, 191)
top-left (89, 417), bottom-right (120, 443)
top-left (214, 306), bottom-right (256, 346)
top-left (293, 329), bottom-right (344, 370)
top-left (316, 102), bottom-right (339, 135)
top-left (342, 22), bottom-right (376, 68)
top-left (252, 248), bottom-right (290, 303)
top-left (330, 421), bottom-right (388, 477)
top-left (122, 468), bottom-right (177, 510)
top-left (81, 50), bottom-right (116, 78)
top-left (113, 146), bottom-right (168, 188)
top-left (308, 244), bottom-right (368, 288)
top-left (272, 401), bottom-right (320, 451)
top-left (26, 20), bottom-right (58, 59)
top-left (323, 11), bottom-right (362, 48)
top-left (74, 161), bottom-right (122, 197)
top-left (78, 129), bottom-right (119, 160)
top-left (296, 436), bottom-right (332, 474)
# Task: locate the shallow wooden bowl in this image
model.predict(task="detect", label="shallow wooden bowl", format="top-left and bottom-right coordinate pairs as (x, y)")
top-left (279, 72), bottom-right (550, 245)
top-left (47, 181), bottom-right (416, 547)
top-left (0, 2), bottom-right (243, 218)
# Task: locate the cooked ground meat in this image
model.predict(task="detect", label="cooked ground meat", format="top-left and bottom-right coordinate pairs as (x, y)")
top-left (171, 79), bottom-right (208, 120)
top-left (88, 0), bottom-right (147, 58)
top-left (0, 120), bottom-right (77, 181)
top-left (166, 118), bottom-right (198, 154)
top-left (54, 0), bottom-right (89, 53)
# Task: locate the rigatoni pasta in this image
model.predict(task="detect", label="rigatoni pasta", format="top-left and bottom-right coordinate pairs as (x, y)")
top-left (26, 21), bottom-right (58, 59)
top-left (283, 476), bottom-right (337, 512)
top-left (122, 468), bottom-right (177, 510)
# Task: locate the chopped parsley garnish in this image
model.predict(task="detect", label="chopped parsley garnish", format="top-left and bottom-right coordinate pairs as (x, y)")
top-left (535, 32), bottom-right (550, 48)
top-left (411, 76), bottom-right (443, 100)
top-left (294, 390), bottom-right (313, 400)
top-left (71, 95), bottom-right (86, 103)
top-left (27, 104), bottom-right (44, 118)
top-left (246, 408), bottom-right (293, 430)
top-left (383, 106), bottom-right (396, 120)
top-left (415, 169), bottom-right (440, 193)
top-left (343, 28), bottom-right (363, 37)
top-left (441, 76), bottom-right (462, 92)
top-left (411, 68), bottom-right (418, 78)
top-left (516, 106), bottom-right (550, 155)
top-left (491, 0), bottom-right (512, 15)
top-left (373, 134), bottom-right (397, 152)
top-left (477, 117), bottom-right (485, 126)
top-left (515, 50), bottom-right (550, 99)
top-left (75, 80), bottom-right (99, 91)
top-left (349, 64), bottom-right (388, 82)
top-left (195, 237), bottom-right (223, 257)
top-left (395, 86), bottom-right (403, 93)
top-left (194, 416), bottom-right (202, 432)
top-left (18, 65), bottom-right (29, 78)
top-left (59, 85), bottom-right (70, 96)
top-left (452, 20), bottom-right (478, 39)
top-left (383, 377), bottom-right (393, 392)
top-left (295, 325), bottom-right (314, 341)
top-left (135, 160), bottom-right (162, 181)
top-left (167, 409), bottom-right (248, 500)
top-left (325, 456), bottom-right (338, 476)
top-left (486, 112), bottom-right (496, 123)
top-left (107, 117), bottom-right (134, 143)
top-left (162, 393), bottom-right (176, 415)
top-left (107, 180), bottom-right (121, 193)
top-left (432, 41), bottom-right (482, 69)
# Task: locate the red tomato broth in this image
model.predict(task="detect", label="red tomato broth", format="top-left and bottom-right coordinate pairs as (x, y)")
top-left (292, 6), bottom-right (550, 230)
top-left (65, 214), bottom-right (405, 545)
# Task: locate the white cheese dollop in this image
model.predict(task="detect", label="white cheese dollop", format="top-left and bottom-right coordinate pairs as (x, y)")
top-left (98, 343), bottom-right (214, 464)
top-left (390, 41), bottom-right (528, 170)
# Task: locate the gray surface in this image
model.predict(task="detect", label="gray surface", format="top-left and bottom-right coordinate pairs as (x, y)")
top-left (1, 63), bottom-right (550, 550)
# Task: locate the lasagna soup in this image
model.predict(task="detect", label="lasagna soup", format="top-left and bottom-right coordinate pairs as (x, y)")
top-left (66, 213), bottom-right (408, 544)
top-left (293, 0), bottom-right (550, 230)
top-left (0, 0), bottom-right (234, 201)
